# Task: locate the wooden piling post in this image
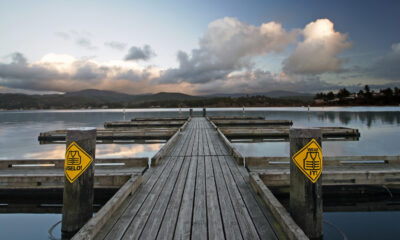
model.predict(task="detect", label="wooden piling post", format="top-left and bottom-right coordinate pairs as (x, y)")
top-left (190, 108), bottom-right (193, 117)
top-left (62, 127), bottom-right (96, 239)
top-left (289, 128), bottom-right (323, 240)
top-left (203, 108), bottom-right (206, 117)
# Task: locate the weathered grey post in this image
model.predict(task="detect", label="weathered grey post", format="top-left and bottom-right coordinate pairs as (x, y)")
top-left (202, 107), bottom-right (206, 117)
top-left (190, 108), bottom-right (193, 117)
top-left (62, 127), bottom-right (96, 239)
top-left (289, 128), bottom-right (323, 240)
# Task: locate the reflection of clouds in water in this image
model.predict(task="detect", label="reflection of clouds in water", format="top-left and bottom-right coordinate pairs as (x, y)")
top-left (25, 145), bottom-right (65, 159)
top-left (97, 144), bottom-right (162, 158)
top-left (234, 142), bottom-right (290, 157)
top-left (24, 144), bottom-right (163, 159)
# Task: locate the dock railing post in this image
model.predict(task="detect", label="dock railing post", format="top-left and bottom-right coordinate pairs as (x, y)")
top-left (190, 108), bottom-right (193, 117)
top-left (62, 127), bottom-right (96, 239)
top-left (289, 128), bottom-right (323, 240)
top-left (203, 107), bottom-right (206, 117)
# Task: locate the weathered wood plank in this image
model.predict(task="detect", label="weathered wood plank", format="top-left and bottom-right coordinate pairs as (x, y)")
top-left (192, 128), bottom-right (199, 156)
top-left (156, 156), bottom-right (191, 240)
top-left (103, 156), bottom-right (176, 239)
top-left (192, 156), bottom-right (207, 240)
top-left (202, 129), bottom-right (210, 156)
top-left (133, 157), bottom-right (185, 240)
top-left (205, 156), bottom-right (225, 239)
top-left (222, 155), bottom-right (278, 239)
top-left (184, 127), bottom-right (197, 157)
top-left (216, 155), bottom-right (260, 239)
top-left (174, 156), bottom-right (198, 239)
top-left (211, 156), bottom-right (243, 240)
top-left (205, 128), bottom-right (217, 156)
top-left (198, 128), bottom-right (205, 156)
top-left (119, 156), bottom-right (181, 240)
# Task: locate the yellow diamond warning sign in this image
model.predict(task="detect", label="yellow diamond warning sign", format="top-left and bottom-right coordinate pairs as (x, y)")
top-left (65, 142), bottom-right (93, 183)
top-left (292, 139), bottom-right (323, 183)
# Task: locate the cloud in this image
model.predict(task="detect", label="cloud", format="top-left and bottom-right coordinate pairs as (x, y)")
top-left (54, 32), bottom-right (70, 40)
top-left (0, 52), bottom-right (168, 94)
top-left (194, 70), bottom-right (339, 95)
top-left (367, 43), bottom-right (400, 81)
top-left (125, 45), bottom-right (156, 61)
top-left (158, 17), bottom-right (297, 84)
top-left (1, 18), bottom-right (362, 95)
top-left (76, 37), bottom-right (97, 50)
top-left (54, 31), bottom-right (97, 50)
top-left (283, 19), bottom-right (351, 75)
top-left (104, 41), bottom-right (127, 51)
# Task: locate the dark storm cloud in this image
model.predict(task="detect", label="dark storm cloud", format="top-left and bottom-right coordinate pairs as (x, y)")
top-left (0, 53), bottom-right (68, 90)
top-left (113, 68), bottom-right (152, 81)
top-left (158, 50), bottom-right (234, 84)
top-left (124, 45), bottom-right (156, 61)
top-left (72, 62), bottom-right (108, 81)
top-left (104, 41), bottom-right (127, 51)
top-left (194, 70), bottom-right (341, 95)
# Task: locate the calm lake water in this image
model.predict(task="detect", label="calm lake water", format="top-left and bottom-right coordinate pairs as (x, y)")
top-left (0, 107), bottom-right (399, 239)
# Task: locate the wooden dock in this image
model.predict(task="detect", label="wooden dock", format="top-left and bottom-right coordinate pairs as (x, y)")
top-left (0, 158), bottom-right (147, 189)
top-left (75, 117), bottom-right (293, 240)
top-left (246, 156), bottom-right (400, 187)
top-left (8, 114), bottom-right (393, 239)
top-left (211, 119), bottom-right (293, 127)
top-left (220, 126), bottom-right (360, 140)
top-left (39, 128), bottom-right (176, 143)
top-left (104, 120), bottom-right (186, 128)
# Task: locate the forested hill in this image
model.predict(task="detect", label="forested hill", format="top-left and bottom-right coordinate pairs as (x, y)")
top-left (0, 89), bottom-right (312, 109)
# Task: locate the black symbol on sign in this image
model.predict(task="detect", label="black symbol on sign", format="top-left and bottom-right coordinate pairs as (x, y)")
top-left (67, 151), bottom-right (81, 165)
top-left (303, 150), bottom-right (321, 176)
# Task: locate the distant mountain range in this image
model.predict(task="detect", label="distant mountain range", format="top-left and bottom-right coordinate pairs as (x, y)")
top-left (63, 89), bottom-right (201, 103)
top-left (0, 89), bottom-right (313, 109)
top-left (64, 89), bottom-right (312, 101)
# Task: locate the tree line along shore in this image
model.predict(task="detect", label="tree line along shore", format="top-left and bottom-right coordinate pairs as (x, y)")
top-left (0, 86), bottom-right (399, 110)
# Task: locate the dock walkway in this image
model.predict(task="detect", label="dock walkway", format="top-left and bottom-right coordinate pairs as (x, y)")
top-left (96, 117), bottom-right (280, 240)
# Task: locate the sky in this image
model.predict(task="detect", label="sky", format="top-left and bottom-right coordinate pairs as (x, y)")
top-left (0, 0), bottom-right (399, 95)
